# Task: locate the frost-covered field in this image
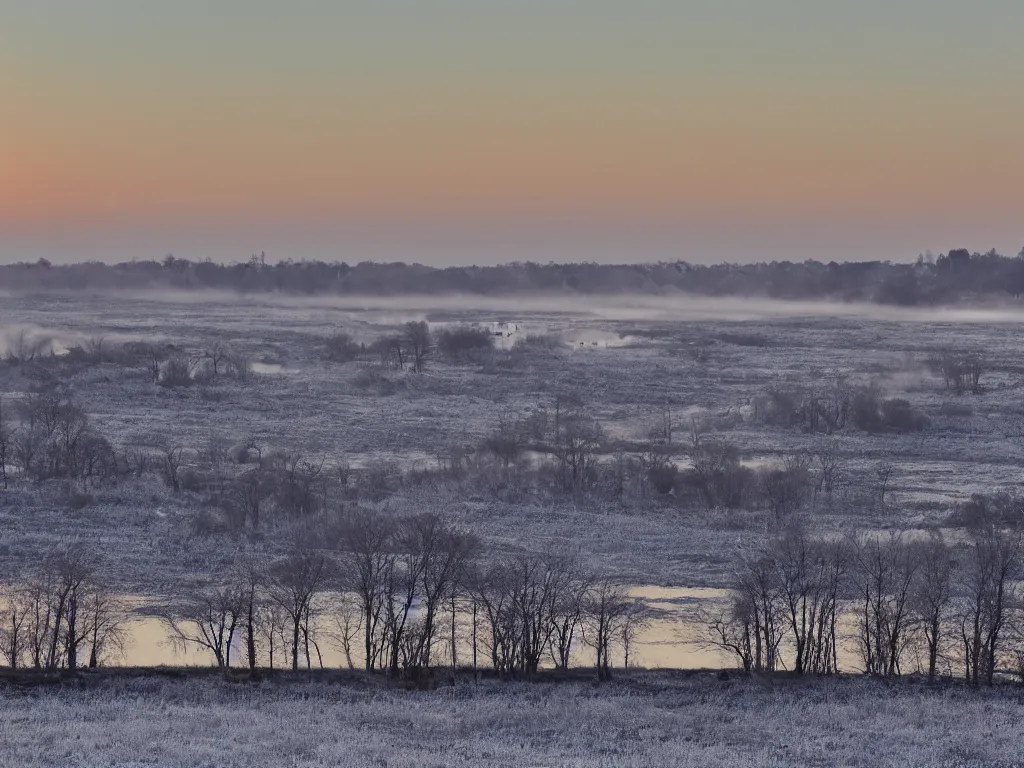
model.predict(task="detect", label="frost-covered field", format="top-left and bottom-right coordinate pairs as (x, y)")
top-left (3, 291), bottom-right (1024, 593)
top-left (0, 673), bottom-right (1020, 767)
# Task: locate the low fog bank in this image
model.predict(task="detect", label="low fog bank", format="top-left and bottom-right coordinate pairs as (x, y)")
top-left (7, 288), bottom-right (1024, 326)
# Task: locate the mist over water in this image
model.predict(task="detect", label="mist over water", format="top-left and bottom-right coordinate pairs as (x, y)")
top-left (53, 289), bottom-right (1024, 325)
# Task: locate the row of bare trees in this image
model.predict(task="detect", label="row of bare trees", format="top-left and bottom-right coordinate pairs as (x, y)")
top-left (712, 518), bottom-right (1023, 685)
top-left (0, 544), bottom-right (127, 671)
top-left (159, 510), bottom-right (648, 680)
top-left (334, 321), bottom-right (495, 372)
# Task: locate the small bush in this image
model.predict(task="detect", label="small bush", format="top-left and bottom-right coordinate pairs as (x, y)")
top-left (323, 332), bottom-right (361, 363)
top-left (435, 326), bottom-right (494, 363)
top-left (229, 443), bottom-right (262, 465)
top-left (225, 355), bottom-right (252, 382)
top-left (647, 464), bottom-right (678, 495)
top-left (159, 355), bottom-right (193, 387)
top-left (851, 386), bottom-right (928, 434)
top-left (192, 362), bottom-right (216, 386)
top-left (880, 398), bottom-right (930, 432)
top-left (850, 387), bottom-right (882, 432)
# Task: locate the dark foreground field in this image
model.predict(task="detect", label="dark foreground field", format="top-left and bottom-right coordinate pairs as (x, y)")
top-left (0, 671), bottom-right (1021, 767)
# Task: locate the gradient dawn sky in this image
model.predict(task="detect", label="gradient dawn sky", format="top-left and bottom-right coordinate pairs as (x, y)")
top-left (2, 0), bottom-right (1023, 266)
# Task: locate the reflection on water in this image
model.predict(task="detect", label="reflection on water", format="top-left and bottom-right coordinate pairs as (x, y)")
top-left (37, 587), bottom-right (882, 673)
top-left (118, 587), bottom-right (734, 670)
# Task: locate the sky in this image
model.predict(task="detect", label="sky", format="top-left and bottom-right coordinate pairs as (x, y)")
top-left (2, 0), bottom-right (1023, 266)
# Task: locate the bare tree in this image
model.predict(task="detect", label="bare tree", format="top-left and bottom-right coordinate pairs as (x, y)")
top-left (931, 351), bottom-right (984, 395)
top-left (466, 553), bottom-right (576, 679)
top-left (710, 548), bottom-right (787, 673)
top-left (773, 525), bottom-right (846, 675)
top-left (807, 373), bottom-right (851, 434)
top-left (555, 412), bottom-right (603, 494)
top-left (52, 546), bottom-right (98, 671)
top-left (13, 545), bottom-right (101, 672)
top-left (256, 601), bottom-right (288, 669)
top-left (161, 585), bottom-right (243, 669)
top-left (268, 549), bottom-right (331, 670)
top-left (757, 453), bottom-right (811, 522)
top-left (483, 415), bottom-right (526, 471)
top-left (581, 578), bottom-right (631, 681)
top-left (231, 555), bottom-right (266, 673)
top-left (82, 582), bottom-right (130, 668)
top-left (0, 583), bottom-right (29, 668)
top-left (204, 339), bottom-right (231, 377)
top-left (619, 600), bottom-right (651, 669)
top-left (403, 321), bottom-right (432, 373)
top-left (874, 461), bottom-right (895, 514)
top-left (161, 446), bottom-right (185, 492)
top-left (812, 439), bottom-right (843, 501)
top-left (910, 533), bottom-right (957, 681)
top-left (852, 532), bottom-right (919, 677)
top-left (401, 514), bottom-right (478, 670)
top-left (336, 509), bottom-right (397, 672)
top-left (227, 468), bottom-right (269, 530)
top-left (331, 593), bottom-right (363, 670)
top-left (550, 566), bottom-right (591, 670)
top-left (274, 455), bottom-right (326, 518)
top-left (957, 522), bottom-right (1022, 686)
top-left (131, 342), bottom-right (170, 383)
top-left (385, 336), bottom-right (406, 370)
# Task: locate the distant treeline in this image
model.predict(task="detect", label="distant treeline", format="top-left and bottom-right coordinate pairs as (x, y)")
top-left (4, 248), bottom-right (1024, 304)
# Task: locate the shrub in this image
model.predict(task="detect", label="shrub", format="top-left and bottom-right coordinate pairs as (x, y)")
top-left (159, 355), bottom-right (193, 387)
top-left (435, 326), bottom-right (494, 363)
top-left (850, 386), bottom-right (882, 432)
top-left (192, 361), bottom-right (216, 385)
top-left (224, 355), bottom-right (252, 382)
top-left (752, 387), bottom-right (803, 428)
top-left (850, 386), bottom-right (929, 434)
top-left (879, 398), bottom-right (929, 432)
top-left (647, 464), bottom-right (678, 495)
top-left (323, 332), bottom-right (360, 363)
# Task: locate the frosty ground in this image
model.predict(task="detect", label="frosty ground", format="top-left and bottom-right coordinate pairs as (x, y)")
top-left (2, 291), bottom-right (1022, 593)
top-left (0, 672), bottom-right (1019, 768)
